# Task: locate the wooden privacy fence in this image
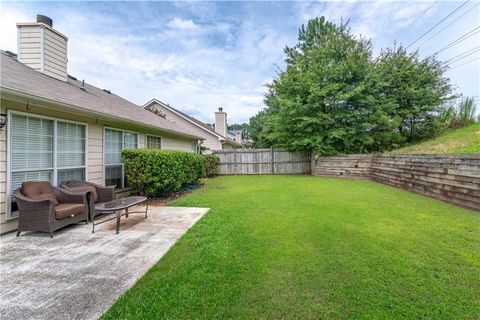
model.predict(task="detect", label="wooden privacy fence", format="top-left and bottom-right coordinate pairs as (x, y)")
top-left (212, 148), bottom-right (311, 175)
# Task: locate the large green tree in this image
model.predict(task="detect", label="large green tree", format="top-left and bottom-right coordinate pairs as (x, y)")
top-left (372, 47), bottom-right (454, 143)
top-left (252, 17), bottom-right (454, 154)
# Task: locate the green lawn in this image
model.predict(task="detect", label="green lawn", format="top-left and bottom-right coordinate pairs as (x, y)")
top-left (391, 122), bottom-right (480, 154)
top-left (102, 176), bottom-right (480, 319)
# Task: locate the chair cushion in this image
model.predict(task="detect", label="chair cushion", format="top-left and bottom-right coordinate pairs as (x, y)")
top-left (68, 185), bottom-right (99, 203)
top-left (54, 203), bottom-right (85, 219)
top-left (22, 181), bottom-right (59, 206)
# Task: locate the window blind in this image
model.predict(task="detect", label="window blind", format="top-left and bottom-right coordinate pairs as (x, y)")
top-left (57, 122), bottom-right (86, 168)
top-left (124, 132), bottom-right (138, 149)
top-left (147, 136), bottom-right (161, 149)
top-left (11, 114), bottom-right (54, 171)
top-left (105, 129), bottom-right (123, 165)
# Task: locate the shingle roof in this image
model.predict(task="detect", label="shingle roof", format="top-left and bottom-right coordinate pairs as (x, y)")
top-left (144, 99), bottom-right (242, 147)
top-left (0, 52), bottom-right (202, 140)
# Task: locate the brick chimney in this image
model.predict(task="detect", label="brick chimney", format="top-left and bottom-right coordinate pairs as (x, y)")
top-left (215, 107), bottom-right (227, 137)
top-left (17, 15), bottom-right (68, 82)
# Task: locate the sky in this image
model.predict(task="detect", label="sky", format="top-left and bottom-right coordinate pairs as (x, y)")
top-left (1, 1), bottom-right (479, 124)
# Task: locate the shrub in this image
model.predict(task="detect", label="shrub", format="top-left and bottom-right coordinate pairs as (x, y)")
top-left (204, 154), bottom-right (220, 177)
top-left (122, 149), bottom-right (206, 197)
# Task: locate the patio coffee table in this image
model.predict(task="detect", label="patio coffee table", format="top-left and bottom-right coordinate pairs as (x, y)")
top-left (92, 196), bottom-right (148, 234)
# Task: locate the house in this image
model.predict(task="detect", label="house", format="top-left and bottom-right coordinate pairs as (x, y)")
top-left (0, 15), bottom-right (203, 234)
top-left (227, 130), bottom-right (247, 146)
top-left (143, 99), bottom-right (242, 151)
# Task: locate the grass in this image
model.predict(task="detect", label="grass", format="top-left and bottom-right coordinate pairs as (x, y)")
top-left (391, 122), bottom-right (480, 154)
top-left (102, 176), bottom-right (480, 319)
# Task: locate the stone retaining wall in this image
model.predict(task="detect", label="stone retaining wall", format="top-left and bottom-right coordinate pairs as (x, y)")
top-left (313, 154), bottom-right (480, 211)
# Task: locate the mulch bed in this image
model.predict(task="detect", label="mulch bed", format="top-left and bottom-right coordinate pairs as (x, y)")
top-left (146, 184), bottom-right (203, 206)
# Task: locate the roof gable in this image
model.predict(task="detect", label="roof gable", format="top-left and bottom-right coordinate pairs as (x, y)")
top-left (144, 99), bottom-right (241, 146)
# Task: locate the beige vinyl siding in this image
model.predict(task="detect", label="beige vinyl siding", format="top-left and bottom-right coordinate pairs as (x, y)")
top-left (17, 24), bottom-right (68, 82)
top-left (215, 111), bottom-right (227, 137)
top-left (0, 109), bottom-right (11, 234)
top-left (87, 124), bottom-right (104, 185)
top-left (161, 136), bottom-right (196, 152)
top-left (42, 28), bottom-right (68, 81)
top-left (147, 102), bottom-right (223, 150)
top-left (18, 26), bottom-right (42, 71)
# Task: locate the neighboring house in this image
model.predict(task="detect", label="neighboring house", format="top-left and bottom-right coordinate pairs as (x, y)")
top-left (143, 99), bottom-right (242, 151)
top-left (227, 130), bottom-right (246, 145)
top-left (0, 16), bottom-right (203, 234)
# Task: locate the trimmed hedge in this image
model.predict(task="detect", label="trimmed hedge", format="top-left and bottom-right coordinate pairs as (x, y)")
top-left (122, 149), bottom-right (205, 197)
top-left (204, 154), bottom-right (220, 177)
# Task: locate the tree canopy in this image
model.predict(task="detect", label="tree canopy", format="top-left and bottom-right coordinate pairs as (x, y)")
top-left (250, 17), bottom-right (455, 154)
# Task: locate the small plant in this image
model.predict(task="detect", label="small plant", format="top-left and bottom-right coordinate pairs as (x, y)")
top-left (439, 97), bottom-right (477, 130)
top-left (204, 154), bottom-right (220, 177)
top-left (457, 97), bottom-right (477, 126)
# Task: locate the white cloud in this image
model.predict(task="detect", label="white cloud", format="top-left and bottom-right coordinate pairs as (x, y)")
top-left (0, 8), bottom-right (30, 52)
top-left (167, 17), bottom-right (199, 30)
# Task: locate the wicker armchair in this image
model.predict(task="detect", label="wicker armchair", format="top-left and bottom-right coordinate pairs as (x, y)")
top-left (14, 181), bottom-right (89, 238)
top-left (60, 181), bottom-right (115, 221)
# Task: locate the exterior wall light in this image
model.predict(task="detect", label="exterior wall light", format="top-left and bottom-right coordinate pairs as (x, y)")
top-left (0, 113), bottom-right (7, 130)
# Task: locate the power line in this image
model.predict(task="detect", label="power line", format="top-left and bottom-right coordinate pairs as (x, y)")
top-left (448, 51), bottom-right (480, 65)
top-left (402, 1), bottom-right (439, 31)
top-left (434, 26), bottom-right (480, 54)
top-left (416, 2), bottom-right (480, 49)
top-left (448, 56), bottom-right (480, 70)
top-left (406, 0), bottom-right (471, 50)
top-left (445, 46), bottom-right (480, 64)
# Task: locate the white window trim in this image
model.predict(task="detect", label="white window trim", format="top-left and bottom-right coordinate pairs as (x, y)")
top-left (103, 127), bottom-right (139, 189)
top-left (6, 110), bottom-right (89, 219)
top-left (146, 134), bottom-right (162, 149)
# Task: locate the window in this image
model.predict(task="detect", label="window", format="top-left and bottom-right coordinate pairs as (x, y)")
top-left (56, 122), bottom-right (86, 184)
top-left (104, 128), bottom-right (138, 188)
top-left (9, 113), bottom-right (86, 217)
top-left (191, 141), bottom-right (199, 154)
top-left (146, 135), bottom-right (162, 149)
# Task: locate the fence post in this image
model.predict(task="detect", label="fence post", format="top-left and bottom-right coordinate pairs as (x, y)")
top-left (271, 146), bottom-right (275, 175)
top-left (234, 148), bottom-right (237, 175)
top-left (310, 149), bottom-right (315, 175)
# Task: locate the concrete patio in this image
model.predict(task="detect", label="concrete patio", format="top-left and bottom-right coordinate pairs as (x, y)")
top-left (0, 205), bottom-right (209, 320)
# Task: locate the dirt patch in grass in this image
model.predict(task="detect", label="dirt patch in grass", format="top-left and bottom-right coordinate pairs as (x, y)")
top-left (146, 183), bottom-right (204, 206)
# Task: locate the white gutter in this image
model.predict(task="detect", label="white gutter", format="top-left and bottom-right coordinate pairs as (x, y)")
top-left (1, 87), bottom-right (205, 141)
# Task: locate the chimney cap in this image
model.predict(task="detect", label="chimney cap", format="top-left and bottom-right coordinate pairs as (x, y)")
top-left (218, 107), bottom-right (223, 112)
top-left (37, 15), bottom-right (53, 27)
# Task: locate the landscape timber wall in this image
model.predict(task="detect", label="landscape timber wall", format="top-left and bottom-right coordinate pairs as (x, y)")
top-left (314, 154), bottom-right (480, 211)
top-left (312, 155), bottom-right (373, 178)
top-left (213, 148), bottom-right (311, 175)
